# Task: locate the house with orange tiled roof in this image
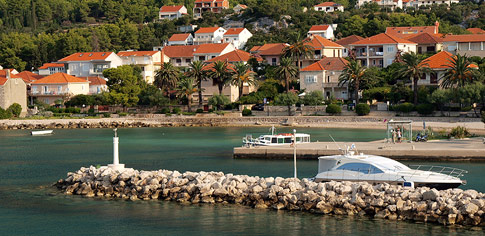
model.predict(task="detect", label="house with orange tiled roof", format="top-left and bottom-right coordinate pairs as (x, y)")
top-left (386, 22), bottom-right (440, 37)
top-left (223, 28), bottom-right (252, 49)
top-left (418, 51), bottom-right (479, 87)
top-left (314, 2), bottom-right (344, 12)
top-left (467, 28), bottom-right (485, 34)
top-left (193, 0), bottom-right (229, 19)
top-left (307, 25), bottom-right (335, 40)
top-left (161, 45), bottom-right (200, 67)
top-left (300, 57), bottom-right (350, 100)
top-left (442, 34), bottom-right (485, 57)
top-left (194, 27), bottom-right (226, 45)
top-left (202, 50), bottom-right (260, 102)
top-left (405, 32), bottom-right (443, 54)
top-left (117, 51), bottom-right (162, 84)
top-left (301, 35), bottom-right (344, 68)
top-left (336, 35), bottom-right (365, 57)
top-left (79, 76), bottom-right (108, 94)
top-left (0, 69), bottom-right (27, 115)
top-left (349, 33), bottom-right (417, 68)
top-left (14, 71), bottom-right (44, 106)
top-left (168, 33), bottom-right (194, 46)
top-left (31, 73), bottom-right (89, 105)
top-left (38, 63), bottom-right (66, 76)
top-left (233, 4), bottom-right (247, 13)
top-left (250, 43), bottom-right (290, 66)
top-left (405, 0), bottom-right (458, 8)
top-left (57, 52), bottom-right (122, 78)
top-left (159, 5), bottom-right (187, 20)
top-left (357, 0), bottom-right (403, 10)
top-left (193, 43), bottom-right (235, 62)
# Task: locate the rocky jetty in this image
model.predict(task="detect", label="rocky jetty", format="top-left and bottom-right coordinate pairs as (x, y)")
top-left (56, 166), bottom-right (485, 227)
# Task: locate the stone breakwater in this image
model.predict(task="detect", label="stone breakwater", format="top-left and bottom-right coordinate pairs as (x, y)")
top-left (56, 166), bottom-right (485, 227)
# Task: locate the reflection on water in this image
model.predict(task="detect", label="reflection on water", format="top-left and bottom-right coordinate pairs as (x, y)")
top-left (0, 127), bottom-right (483, 235)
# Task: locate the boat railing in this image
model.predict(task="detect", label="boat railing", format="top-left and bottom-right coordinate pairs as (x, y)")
top-left (408, 165), bottom-right (468, 179)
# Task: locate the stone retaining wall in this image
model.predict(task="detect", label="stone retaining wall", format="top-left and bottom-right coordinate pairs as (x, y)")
top-left (55, 166), bottom-right (485, 227)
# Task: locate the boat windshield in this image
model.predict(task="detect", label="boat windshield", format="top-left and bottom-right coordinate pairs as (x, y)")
top-left (336, 163), bottom-right (384, 174)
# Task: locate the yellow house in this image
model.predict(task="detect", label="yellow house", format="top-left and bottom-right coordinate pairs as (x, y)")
top-left (0, 69), bottom-right (27, 115)
top-left (301, 35), bottom-right (344, 68)
top-left (117, 51), bottom-right (162, 84)
top-left (31, 73), bottom-right (89, 105)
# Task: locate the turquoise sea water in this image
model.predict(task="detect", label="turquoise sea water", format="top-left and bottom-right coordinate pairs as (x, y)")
top-left (0, 127), bottom-right (483, 235)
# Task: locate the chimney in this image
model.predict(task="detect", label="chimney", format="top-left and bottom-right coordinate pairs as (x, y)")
top-left (6, 69), bottom-right (11, 79)
top-left (435, 21), bottom-right (439, 34)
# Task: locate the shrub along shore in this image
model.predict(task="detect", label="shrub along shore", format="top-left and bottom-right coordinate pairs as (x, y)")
top-left (55, 166), bottom-right (485, 227)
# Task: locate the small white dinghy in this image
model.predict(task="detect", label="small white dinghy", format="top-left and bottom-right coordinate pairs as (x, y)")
top-left (31, 130), bottom-right (54, 135)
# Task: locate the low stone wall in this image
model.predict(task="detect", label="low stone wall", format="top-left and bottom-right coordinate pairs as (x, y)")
top-left (55, 166), bottom-right (485, 227)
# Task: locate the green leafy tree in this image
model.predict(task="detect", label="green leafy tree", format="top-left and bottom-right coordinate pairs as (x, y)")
top-left (275, 57), bottom-right (298, 92)
top-left (338, 59), bottom-right (366, 104)
top-left (429, 89), bottom-right (452, 116)
top-left (274, 92), bottom-right (299, 116)
top-left (0, 107), bottom-right (12, 119)
top-left (65, 94), bottom-right (94, 107)
top-left (6, 103), bottom-right (21, 117)
top-left (208, 60), bottom-right (233, 95)
top-left (208, 94), bottom-right (230, 111)
top-left (231, 62), bottom-right (257, 101)
top-left (302, 91), bottom-right (324, 105)
top-left (398, 52), bottom-right (432, 105)
top-left (186, 60), bottom-right (206, 107)
top-left (177, 77), bottom-right (198, 112)
top-left (441, 54), bottom-right (478, 88)
top-left (103, 65), bottom-right (142, 107)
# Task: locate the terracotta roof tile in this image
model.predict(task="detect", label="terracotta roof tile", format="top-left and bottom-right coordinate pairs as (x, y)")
top-left (309, 25), bottom-right (330, 31)
top-left (406, 32), bottom-right (443, 44)
top-left (79, 76), bottom-right (107, 85)
top-left (32, 73), bottom-right (89, 84)
top-left (0, 69), bottom-right (23, 85)
top-left (335, 35), bottom-right (365, 47)
top-left (206, 49), bottom-right (262, 63)
top-left (467, 28), bottom-right (485, 34)
top-left (301, 57), bottom-right (348, 71)
top-left (160, 5), bottom-right (184, 12)
top-left (315, 2), bottom-right (341, 7)
top-left (59, 52), bottom-right (113, 62)
top-left (193, 43), bottom-right (231, 54)
top-left (15, 71), bottom-right (44, 84)
top-left (420, 51), bottom-right (478, 69)
top-left (250, 43), bottom-right (289, 56)
top-left (442, 34), bottom-right (485, 42)
top-left (386, 25), bottom-right (438, 35)
top-left (305, 35), bottom-right (344, 48)
top-left (195, 27), bottom-right (222, 34)
top-left (168, 33), bottom-right (191, 41)
top-left (350, 33), bottom-right (417, 45)
top-left (117, 51), bottom-right (159, 57)
top-left (39, 63), bottom-right (65, 69)
top-left (161, 45), bottom-right (199, 58)
top-left (235, 4), bottom-right (247, 8)
top-left (224, 28), bottom-right (246, 35)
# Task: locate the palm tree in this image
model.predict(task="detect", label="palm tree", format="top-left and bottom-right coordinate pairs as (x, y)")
top-left (281, 38), bottom-right (314, 70)
top-left (441, 54), bottom-right (477, 89)
top-left (338, 59), bottom-right (366, 104)
top-left (154, 62), bottom-right (180, 98)
top-left (186, 60), bottom-right (206, 107)
top-left (208, 60), bottom-right (233, 95)
top-left (176, 77), bottom-right (198, 112)
top-left (231, 62), bottom-right (257, 100)
top-left (275, 57), bottom-right (299, 93)
top-left (398, 52), bottom-right (432, 105)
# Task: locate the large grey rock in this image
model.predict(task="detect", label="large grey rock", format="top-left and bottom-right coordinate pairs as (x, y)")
top-left (422, 189), bottom-right (440, 201)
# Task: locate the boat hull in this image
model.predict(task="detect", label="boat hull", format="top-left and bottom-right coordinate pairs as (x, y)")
top-left (31, 130), bottom-right (54, 135)
top-left (314, 178), bottom-right (462, 190)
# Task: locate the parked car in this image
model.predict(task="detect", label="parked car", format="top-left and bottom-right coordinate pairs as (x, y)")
top-left (251, 104), bottom-right (265, 111)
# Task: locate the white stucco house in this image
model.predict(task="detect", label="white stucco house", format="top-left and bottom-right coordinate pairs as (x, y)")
top-left (58, 52), bottom-right (123, 78)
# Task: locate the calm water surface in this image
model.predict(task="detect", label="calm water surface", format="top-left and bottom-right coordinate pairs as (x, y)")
top-left (0, 127), bottom-right (483, 235)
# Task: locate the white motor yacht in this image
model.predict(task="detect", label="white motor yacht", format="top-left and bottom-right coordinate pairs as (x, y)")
top-left (243, 126), bottom-right (310, 146)
top-left (314, 150), bottom-right (467, 190)
top-left (31, 130), bottom-right (54, 135)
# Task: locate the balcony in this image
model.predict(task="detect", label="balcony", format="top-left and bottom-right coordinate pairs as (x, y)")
top-left (369, 51), bottom-right (384, 57)
top-left (323, 82), bottom-right (339, 88)
top-left (90, 69), bottom-right (104, 75)
top-left (30, 91), bottom-right (69, 96)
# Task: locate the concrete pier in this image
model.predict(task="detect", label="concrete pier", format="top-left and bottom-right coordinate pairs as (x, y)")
top-left (234, 138), bottom-right (485, 161)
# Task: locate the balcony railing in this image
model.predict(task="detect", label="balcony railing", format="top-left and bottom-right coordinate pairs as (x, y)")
top-left (323, 82), bottom-right (339, 88)
top-left (31, 91), bottom-right (69, 96)
top-left (369, 51), bottom-right (384, 56)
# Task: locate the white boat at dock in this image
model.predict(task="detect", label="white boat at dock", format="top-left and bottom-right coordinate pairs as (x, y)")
top-left (243, 126), bottom-right (310, 146)
top-left (314, 148), bottom-right (467, 190)
top-left (31, 130), bottom-right (54, 135)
